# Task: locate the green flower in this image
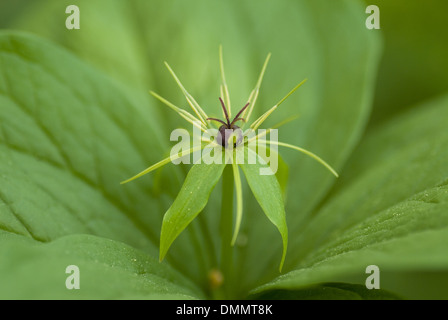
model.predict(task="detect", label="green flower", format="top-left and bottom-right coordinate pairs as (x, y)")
top-left (121, 46), bottom-right (338, 274)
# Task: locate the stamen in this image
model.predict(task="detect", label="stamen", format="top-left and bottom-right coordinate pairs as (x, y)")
top-left (206, 117), bottom-right (228, 126)
top-left (230, 102), bottom-right (250, 126)
top-left (219, 97), bottom-right (231, 126)
top-left (231, 117), bottom-right (246, 124)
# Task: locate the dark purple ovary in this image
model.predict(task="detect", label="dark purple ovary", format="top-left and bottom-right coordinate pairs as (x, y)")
top-left (217, 125), bottom-right (243, 148)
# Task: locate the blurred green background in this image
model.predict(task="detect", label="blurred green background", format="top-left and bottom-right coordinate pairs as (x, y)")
top-left (2, 0), bottom-right (448, 128)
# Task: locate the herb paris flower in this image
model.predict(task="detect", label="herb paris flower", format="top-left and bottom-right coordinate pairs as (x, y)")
top-left (121, 46), bottom-right (338, 273)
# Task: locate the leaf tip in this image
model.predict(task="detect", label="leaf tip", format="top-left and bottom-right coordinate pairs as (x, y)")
top-left (159, 246), bottom-right (167, 263)
top-left (279, 237), bottom-right (287, 273)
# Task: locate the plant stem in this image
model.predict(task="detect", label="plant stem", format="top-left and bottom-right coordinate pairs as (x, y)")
top-left (218, 164), bottom-right (234, 298)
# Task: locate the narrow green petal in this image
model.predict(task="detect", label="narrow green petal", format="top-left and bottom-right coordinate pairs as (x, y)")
top-left (245, 128), bottom-right (268, 144)
top-left (120, 146), bottom-right (203, 184)
top-left (164, 62), bottom-right (208, 124)
top-left (246, 114), bottom-right (300, 144)
top-left (120, 157), bottom-right (172, 185)
top-left (150, 91), bottom-right (207, 132)
top-left (275, 78), bottom-right (307, 107)
top-left (231, 161), bottom-right (243, 246)
top-left (259, 140), bottom-right (339, 177)
top-left (250, 105), bottom-right (277, 131)
top-left (243, 53), bottom-right (271, 124)
top-left (250, 79), bottom-right (307, 131)
top-left (219, 45), bottom-right (232, 119)
top-left (160, 163), bottom-right (226, 261)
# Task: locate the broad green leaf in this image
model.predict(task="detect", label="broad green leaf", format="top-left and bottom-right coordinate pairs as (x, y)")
top-left (240, 148), bottom-right (287, 272)
top-left (250, 144), bottom-right (289, 199)
top-left (252, 95), bottom-right (448, 299)
top-left (253, 183), bottom-right (448, 298)
top-left (0, 232), bottom-right (202, 299)
top-left (0, 31), bottom-right (195, 298)
top-left (291, 94), bottom-right (448, 265)
top-left (256, 218), bottom-right (448, 297)
top-left (160, 163), bottom-right (225, 262)
top-left (253, 282), bottom-right (401, 300)
top-left (0, 31), bottom-right (171, 248)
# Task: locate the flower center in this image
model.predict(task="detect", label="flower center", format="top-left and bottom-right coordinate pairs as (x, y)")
top-left (217, 124), bottom-right (243, 148)
top-left (207, 98), bottom-right (249, 148)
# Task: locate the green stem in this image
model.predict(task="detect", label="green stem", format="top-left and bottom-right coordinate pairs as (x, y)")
top-left (218, 164), bottom-right (234, 298)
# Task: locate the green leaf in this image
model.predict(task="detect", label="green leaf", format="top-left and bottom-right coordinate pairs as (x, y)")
top-left (160, 163), bottom-right (225, 262)
top-left (295, 94), bottom-right (448, 265)
top-left (249, 144), bottom-right (289, 200)
top-left (253, 282), bottom-right (402, 300)
top-left (0, 31), bottom-right (192, 298)
top-left (240, 148), bottom-right (287, 272)
top-left (0, 31), bottom-right (170, 246)
top-left (252, 95), bottom-right (448, 298)
top-left (0, 232), bottom-right (203, 299)
top-left (253, 184), bottom-right (448, 298)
